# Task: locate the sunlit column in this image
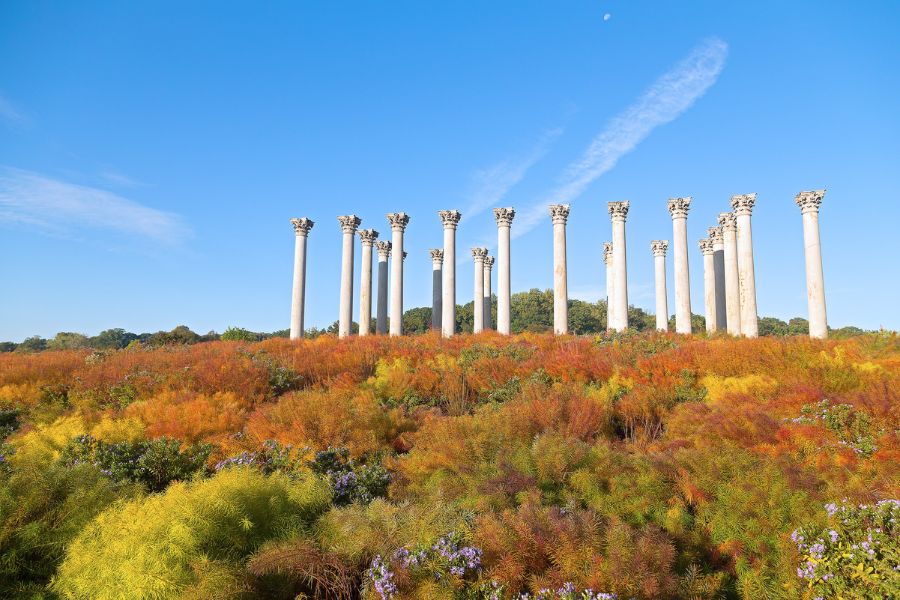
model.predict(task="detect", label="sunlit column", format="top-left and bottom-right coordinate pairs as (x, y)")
top-left (603, 241), bottom-right (614, 332)
top-left (549, 204), bottom-right (570, 335)
top-left (289, 217), bottom-right (314, 340)
top-left (668, 197), bottom-right (692, 334)
top-left (651, 240), bottom-right (669, 332)
top-left (718, 212), bottom-right (741, 335)
top-left (439, 210), bottom-right (462, 338)
top-left (337, 215), bottom-right (361, 338)
top-left (700, 238), bottom-right (716, 333)
top-left (387, 212), bottom-right (410, 336)
top-left (731, 193), bottom-right (759, 338)
top-left (493, 207), bottom-right (516, 335)
top-left (357, 229), bottom-right (378, 336)
top-left (608, 201), bottom-right (630, 331)
top-left (796, 189), bottom-right (828, 339)
top-left (471, 247), bottom-right (488, 333)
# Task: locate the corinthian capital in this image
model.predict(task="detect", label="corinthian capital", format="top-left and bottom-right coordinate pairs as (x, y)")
top-left (603, 241), bottom-right (613, 264)
top-left (608, 201), bottom-right (630, 221)
top-left (290, 217), bottom-right (314, 236)
top-left (337, 215), bottom-right (362, 234)
top-left (375, 240), bottom-right (392, 259)
top-left (484, 255), bottom-right (495, 269)
top-left (548, 203), bottom-right (570, 225)
top-left (471, 247), bottom-right (488, 262)
top-left (795, 189), bottom-right (826, 214)
top-left (429, 248), bottom-right (444, 264)
top-left (717, 212), bottom-right (737, 232)
top-left (438, 209), bottom-right (462, 229)
top-left (698, 238), bottom-right (714, 255)
top-left (650, 239), bottom-right (669, 257)
top-left (358, 228), bottom-right (379, 245)
top-left (730, 193), bottom-right (757, 216)
top-left (667, 197), bottom-right (692, 219)
top-left (708, 226), bottom-right (724, 246)
top-left (387, 212), bottom-right (410, 231)
top-left (493, 207), bottom-right (516, 227)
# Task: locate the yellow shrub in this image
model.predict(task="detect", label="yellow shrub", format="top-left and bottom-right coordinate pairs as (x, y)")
top-left (9, 416), bottom-right (84, 468)
top-left (701, 373), bottom-right (777, 404)
top-left (90, 416), bottom-right (146, 443)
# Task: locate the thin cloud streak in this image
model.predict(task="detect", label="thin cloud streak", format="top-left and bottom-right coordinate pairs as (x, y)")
top-left (0, 167), bottom-right (190, 244)
top-left (0, 93), bottom-right (26, 123)
top-left (513, 37), bottom-right (729, 239)
top-left (463, 126), bottom-right (563, 219)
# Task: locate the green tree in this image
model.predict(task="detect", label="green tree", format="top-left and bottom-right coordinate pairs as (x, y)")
top-left (787, 317), bottom-right (810, 335)
top-left (220, 327), bottom-right (260, 342)
top-left (14, 336), bottom-right (47, 353)
top-left (89, 328), bottom-right (138, 350)
top-left (758, 317), bottom-right (788, 336)
top-left (568, 299), bottom-right (602, 334)
top-left (47, 332), bottom-right (89, 350)
top-left (455, 301), bottom-right (475, 334)
top-left (510, 288), bottom-right (553, 333)
top-left (402, 307), bottom-right (432, 335)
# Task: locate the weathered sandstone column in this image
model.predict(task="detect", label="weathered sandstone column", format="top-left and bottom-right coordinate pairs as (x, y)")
top-left (387, 213), bottom-right (409, 336)
top-left (796, 189), bottom-right (828, 339)
top-left (549, 204), bottom-right (570, 335)
top-left (731, 193), bottom-right (758, 338)
top-left (471, 247), bottom-right (488, 333)
top-left (429, 249), bottom-right (443, 331)
top-left (717, 212), bottom-right (741, 335)
top-left (289, 217), bottom-right (314, 340)
top-left (375, 241), bottom-right (391, 334)
top-left (494, 207), bottom-right (515, 335)
top-left (608, 201), bottom-right (630, 331)
top-left (358, 229), bottom-right (378, 336)
top-left (439, 210), bottom-right (461, 338)
top-left (483, 256), bottom-right (493, 330)
top-left (668, 197), bottom-right (692, 334)
top-left (708, 226), bottom-right (727, 332)
top-left (603, 242), bottom-right (614, 331)
top-left (337, 215), bottom-right (361, 338)
top-left (651, 240), bottom-right (669, 332)
top-left (699, 238), bottom-right (716, 333)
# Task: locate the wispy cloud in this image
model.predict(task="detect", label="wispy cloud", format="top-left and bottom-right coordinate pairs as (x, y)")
top-left (0, 93), bottom-right (27, 124)
top-left (99, 170), bottom-right (142, 188)
top-left (0, 167), bottom-right (190, 244)
top-left (463, 126), bottom-right (563, 219)
top-left (513, 37), bottom-right (729, 238)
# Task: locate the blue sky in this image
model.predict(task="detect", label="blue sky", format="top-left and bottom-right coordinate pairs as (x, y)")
top-left (2, 1), bottom-right (899, 341)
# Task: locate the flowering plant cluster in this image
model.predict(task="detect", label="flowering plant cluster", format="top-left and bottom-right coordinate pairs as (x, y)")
top-left (514, 583), bottom-right (617, 599)
top-left (791, 399), bottom-right (880, 457)
top-left (310, 446), bottom-right (391, 505)
top-left (214, 439), bottom-right (306, 475)
top-left (792, 499), bottom-right (900, 599)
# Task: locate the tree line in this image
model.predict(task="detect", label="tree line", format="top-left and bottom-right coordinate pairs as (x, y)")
top-left (2, 288), bottom-right (869, 352)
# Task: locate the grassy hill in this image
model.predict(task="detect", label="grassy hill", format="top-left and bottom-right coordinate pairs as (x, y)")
top-left (1, 331), bottom-right (897, 599)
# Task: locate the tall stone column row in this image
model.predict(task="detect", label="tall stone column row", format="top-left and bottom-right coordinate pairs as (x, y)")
top-left (651, 240), bottom-right (668, 332)
top-left (549, 204), bottom-right (570, 335)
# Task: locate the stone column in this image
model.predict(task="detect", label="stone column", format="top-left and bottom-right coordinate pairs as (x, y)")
top-left (603, 242), bottom-right (614, 331)
top-left (718, 212), bottom-right (741, 335)
top-left (699, 238), bottom-right (716, 333)
top-left (289, 217), bottom-right (314, 340)
top-left (493, 207), bottom-right (515, 335)
top-left (731, 193), bottom-right (758, 338)
top-left (387, 213), bottom-right (409, 336)
top-left (708, 226), bottom-right (727, 332)
top-left (357, 229), bottom-right (378, 336)
top-left (796, 189), bottom-right (828, 339)
top-left (608, 201), bottom-right (630, 331)
top-left (375, 241), bottom-right (391, 334)
top-left (483, 256), bottom-right (494, 330)
top-left (439, 210), bottom-right (462, 338)
top-left (471, 247), bottom-right (488, 333)
top-left (430, 249), bottom-right (443, 331)
top-left (667, 197), bottom-right (692, 334)
top-left (337, 215), bottom-right (361, 338)
top-left (549, 204), bottom-right (570, 335)
top-left (651, 240), bottom-right (669, 332)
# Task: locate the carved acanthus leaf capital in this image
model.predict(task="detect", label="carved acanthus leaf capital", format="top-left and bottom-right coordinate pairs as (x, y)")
top-left (730, 193), bottom-right (757, 216)
top-left (471, 247), bottom-right (488, 262)
top-left (484, 255), bottom-right (495, 269)
top-left (387, 212), bottom-right (410, 231)
top-left (707, 226), bottom-right (724, 246)
top-left (698, 238), bottom-right (715, 255)
top-left (375, 240), bottom-right (392, 259)
top-left (337, 215), bottom-right (362, 234)
top-left (603, 241), bottom-right (613, 264)
top-left (608, 201), bottom-right (630, 221)
top-left (429, 248), bottom-right (444, 264)
top-left (650, 240), bottom-right (669, 257)
top-left (717, 212), bottom-right (737, 232)
top-left (795, 189), bottom-right (826, 214)
top-left (402, 251), bottom-right (408, 260)
top-left (290, 217), bottom-right (314, 236)
top-left (667, 197), bottom-right (692, 219)
top-left (438, 209), bottom-right (462, 229)
top-left (357, 228), bottom-right (379, 245)
top-left (493, 207), bottom-right (516, 227)
top-left (548, 203), bottom-right (570, 225)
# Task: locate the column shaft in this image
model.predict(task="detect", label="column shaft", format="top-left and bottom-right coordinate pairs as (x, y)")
top-left (483, 257), bottom-right (493, 330)
top-left (337, 215), bottom-right (361, 338)
top-left (358, 230), bottom-right (378, 336)
top-left (494, 208), bottom-right (515, 335)
top-left (719, 213), bottom-right (741, 335)
top-left (701, 239), bottom-right (716, 333)
top-left (668, 197), bottom-right (692, 334)
top-left (732, 194), bottom-right (758, 338)
top-left (430, 249), bottom-right (443, 331)
top-left (289, 218), bottom-right (314, 340)
top-left (609, 202), bottom-right (629, 332)
top-left (388, 213), bottom-right (409, 336)
top-left (375, 241), bottom-right (390, 335)
top-left (440, 211), bottom-right (461, 337)
top-left (550, 205), bottom-right (570, 335)
top-left (651, 241), bottom-right (668, 332)
top-left (797, 190), bottom-right (828, 339)
top-left (603, 242), bottom-right (614, 331)
top-left (472, 248), bottom-right (487, 333)
top-left (709, 227), bottom-right (727, 332)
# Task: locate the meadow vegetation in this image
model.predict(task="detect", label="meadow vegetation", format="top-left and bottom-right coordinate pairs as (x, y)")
top-left (0, 330), bottom-right (897, 599)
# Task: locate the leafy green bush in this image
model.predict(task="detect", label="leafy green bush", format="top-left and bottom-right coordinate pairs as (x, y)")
top-left (311, 447), bottom-right (390, 506)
